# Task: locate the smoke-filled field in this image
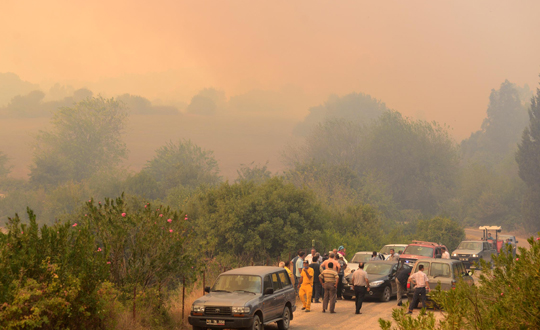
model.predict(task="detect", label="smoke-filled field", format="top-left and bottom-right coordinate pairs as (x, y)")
top-left (0, 113), bottom-right (295, 180)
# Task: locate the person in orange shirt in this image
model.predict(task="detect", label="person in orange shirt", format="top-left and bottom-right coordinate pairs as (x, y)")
top-left (299, 260), bottom-right (314, 312)
top-left (319, 253), bottom-right (341, 273)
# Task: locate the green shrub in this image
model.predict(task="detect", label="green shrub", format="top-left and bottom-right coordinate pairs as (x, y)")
top-left (0, 209), bottom-right (109, 329)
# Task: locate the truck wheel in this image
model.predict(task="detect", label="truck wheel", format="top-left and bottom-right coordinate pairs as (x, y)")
top-left (380, 286), bottom-right (392, 302)
top-left (277, 306), bottom-right (291, 330)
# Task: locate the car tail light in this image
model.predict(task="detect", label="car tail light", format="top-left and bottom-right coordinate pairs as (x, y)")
top-left (407, 282), bottom-right (411, 289)
top-left (451, 280), bottom-right (456, 290)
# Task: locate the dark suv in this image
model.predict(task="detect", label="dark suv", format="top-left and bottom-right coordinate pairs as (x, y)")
top-left (188, 266), bottom-right (296, 330)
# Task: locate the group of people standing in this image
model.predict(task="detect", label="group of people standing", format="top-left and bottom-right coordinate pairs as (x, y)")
top-left (279, 246), bottom-right (433, 316)
top-left (280, 247), bottom-right (361, 314)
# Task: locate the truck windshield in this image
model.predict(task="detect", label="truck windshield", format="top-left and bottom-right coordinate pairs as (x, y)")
top-left (457, 242), bottom-right (482, 251)
top-left (212, 275), bottom-right (262, 293)
top-left (404, 246), bottom-right (434, 257)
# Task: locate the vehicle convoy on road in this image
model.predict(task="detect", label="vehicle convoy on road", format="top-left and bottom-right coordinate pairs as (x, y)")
top-left (407, 258), bottom-right (473, 308)
top-left (379, 244), bottom-right (408, 260)
top-left (451, 240), bottom-right (497, 269)
top-left (189, 266), bottom-right (296, 330)
top-left (343, 260), bottom-right (412, 302)
top-left (399, 241), bottom-right (448, 265)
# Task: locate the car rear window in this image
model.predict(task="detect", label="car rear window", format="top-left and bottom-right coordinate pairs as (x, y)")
top-left (404, 246), bottom-right (434, 257)
top-left (430, 263), bottom-right (451, 278)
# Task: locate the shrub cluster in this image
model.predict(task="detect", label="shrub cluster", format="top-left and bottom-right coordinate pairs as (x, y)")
top-left (0, 194), bottom-right (195, 330)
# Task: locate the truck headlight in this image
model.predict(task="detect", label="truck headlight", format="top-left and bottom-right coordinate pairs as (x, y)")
top-left (452, 253), bottom-right (457, 257)
top-left (192, 305), bottom-right (205, 313)
top-left (232, 306), bottom-right (250, 313)
top-left (370, 280), bottom-right (384, 287)
top-left (472, 254), bottom-right (478, 258)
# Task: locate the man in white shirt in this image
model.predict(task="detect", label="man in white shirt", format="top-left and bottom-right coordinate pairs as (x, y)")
top-left (407, 264), bottom-right (430, 314)
top-left (441, 247), bottom-right (450, 259)
top-left (305, 248), bottom-right (317, 264)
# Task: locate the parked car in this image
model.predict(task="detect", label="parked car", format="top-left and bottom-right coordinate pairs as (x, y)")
top-left (407, 258), bottom-right (473, 308)
top-left (451, 240), bottom-right (496, 269)
top-left (379, 244), bottom-right (408, 260)
top-left (342, 261), bottom-right (413, 302)
top-left (188, 266), bottom-right (296, 330)
top-left (344, 251), bottom-right (385, 277)
top-left (399, 241), bottom-right (447, 265)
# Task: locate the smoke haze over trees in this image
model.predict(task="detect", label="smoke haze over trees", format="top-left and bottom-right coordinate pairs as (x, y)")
top-left (1, 71), bottom-right (539, 233)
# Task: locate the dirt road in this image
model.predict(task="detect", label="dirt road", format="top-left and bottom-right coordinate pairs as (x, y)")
top-left (265, 298), bottom-right (444, 330)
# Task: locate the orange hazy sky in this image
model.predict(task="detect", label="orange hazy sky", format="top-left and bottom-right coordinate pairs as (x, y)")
top-left (1, 0), bottom-right (540, 138)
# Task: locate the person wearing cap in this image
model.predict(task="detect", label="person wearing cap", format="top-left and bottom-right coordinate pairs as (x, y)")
top-left (299, 260), bottom-right (314, 312)
top-left (337, 246), bottom-right (348, 263)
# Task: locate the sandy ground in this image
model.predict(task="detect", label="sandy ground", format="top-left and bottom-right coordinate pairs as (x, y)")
top-left (263, 297), bottom-right (445, 330)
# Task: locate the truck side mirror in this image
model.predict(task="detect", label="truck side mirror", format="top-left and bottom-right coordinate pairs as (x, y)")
top-left (204, 286), bottom-right (211, 293)
top-left (264, 288), bottom-right (274, 295)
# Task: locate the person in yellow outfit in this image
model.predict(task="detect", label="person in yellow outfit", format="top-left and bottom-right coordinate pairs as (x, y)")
top-left (299, 260), bottom-right (314, 312)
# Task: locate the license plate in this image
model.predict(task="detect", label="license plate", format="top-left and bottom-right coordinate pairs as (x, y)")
top-left (206, 320), bottom-right (225, 326)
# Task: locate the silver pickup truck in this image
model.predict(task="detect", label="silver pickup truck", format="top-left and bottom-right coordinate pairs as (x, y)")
top-left (451, 240), bottom-right (497, 269)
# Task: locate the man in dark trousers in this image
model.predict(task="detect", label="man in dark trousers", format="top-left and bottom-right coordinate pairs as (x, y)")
top-left (351, 262), bottom-right (369, 314)
top-left (395, 264), bottom-right (411, 306)
top-left (407, 264), bottom-right (430, 314)
top-left (309, 255), bottom-right (322, 303)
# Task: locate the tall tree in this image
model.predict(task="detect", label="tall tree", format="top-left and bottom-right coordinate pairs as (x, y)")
top-left (516, 81), bottom-right (540, 232)
top-left (462, 80), bottom-right (529, 165)
top-left (293, 92), bottom-right (389, 136)
top-left (144, 139), bottom-right (221, 194)
top-left (30, 96), bottom-right (128, 186)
